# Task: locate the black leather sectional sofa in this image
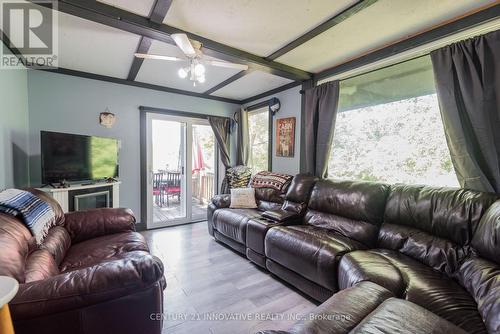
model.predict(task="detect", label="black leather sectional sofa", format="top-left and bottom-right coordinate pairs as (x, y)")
top-left (207, 174), bottom-right (500, 334)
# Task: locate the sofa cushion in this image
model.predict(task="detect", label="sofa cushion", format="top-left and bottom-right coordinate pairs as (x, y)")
top-left (351, 298), bottom-right (468, 334)
top-left (265, 225), bottom-right (367, 291)
top-left (59, 232), bottom-right (149, 272)
top-left (305, 180), bottom-right (389, 247)
top-left (25, 249), bottom-right (59, 283)
top-left (338, 250), bottom-right (405, 296)
top-left (254, 188), bottom-right (286, 211)
top-left (40, 226), bottom-right (71, 265)
top-left (272, 281), bottom-right (394, 334)
top-left (0, 213), bottom-right (33, 282)
top-left (212, 208), bottom-right (261, 244)
top-left (471, 199), bottom-right (500, 265)
top-left (381, 184), bottom-right (499, 275)
top-left (338, 249), bottom-right (486, 334)
top-left (456, 256), bottom-right (500, 334)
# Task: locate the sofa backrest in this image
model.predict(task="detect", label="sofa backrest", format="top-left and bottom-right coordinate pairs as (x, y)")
top-left (252, 173), bottom-right (295, 211)
top-left (470, 199), bottom-right (500, 265)
top-left (304, 179), bottom-right (390, 247)
top-left (254, 187), bottom-right (287, 211)
top-left (379, 184), bottom-right (499, 275)
top-left (0, 189), bottom-right (68, 283)
top-left (282, 174), bottom-right (318, 214)
top-left (456, 200), bottom-right (500, 334)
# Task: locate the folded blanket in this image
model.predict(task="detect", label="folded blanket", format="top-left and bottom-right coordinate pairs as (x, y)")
top-left (0, 189), bottom-right (56, 245)
top-left (251, 171), bottom-right (293, 192)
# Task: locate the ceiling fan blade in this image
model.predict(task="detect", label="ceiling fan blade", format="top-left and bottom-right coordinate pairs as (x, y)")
top-left (134, 53), bottom-right (184, 62)
top-left (171, 33), bottom-right (197, 57)
top-left (204, 60), bottom-right (249, 71)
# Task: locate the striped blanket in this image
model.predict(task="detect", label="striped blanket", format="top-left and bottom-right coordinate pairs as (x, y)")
top-left (0, 189), bottom-right (56, 245)
top-left (251, 171), bottom-right (293, 192)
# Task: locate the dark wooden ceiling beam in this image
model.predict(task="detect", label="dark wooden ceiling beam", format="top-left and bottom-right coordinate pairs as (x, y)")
top-left (127, 36), bottom-right (152, 81)
top-left (33, 0), bottom-right (311, 81)
top-left (266, 0), bottom-right (378, 61)
top-left (42, 67), bottom-right (241, 104)
top-left (127, 0), bottom-right (173, 81)
top-left (240, 81), bottom-right (302, 105)
top-left (1, 29), bottom-right (240, 105)
top-left (203, 70), bottom-right (252, 95)
top-left (316, 3), bottom-right (500, 81)
top-left (149, 0), bottom-right (173, 24)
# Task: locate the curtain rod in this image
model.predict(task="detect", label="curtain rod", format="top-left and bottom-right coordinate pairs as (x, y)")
top-left (245, 97), bottom-right (281, 113)
top-left (139, 106), bottom-right (230, 120)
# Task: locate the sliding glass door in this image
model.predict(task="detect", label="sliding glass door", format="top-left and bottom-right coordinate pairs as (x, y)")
top-left (145, 113), bottom-right (217, 229)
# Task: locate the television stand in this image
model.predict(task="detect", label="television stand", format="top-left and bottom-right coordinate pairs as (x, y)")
top-left (80, 181), bottom-right (96, 186)
top-left (36, 181), bottom-right (120, 213)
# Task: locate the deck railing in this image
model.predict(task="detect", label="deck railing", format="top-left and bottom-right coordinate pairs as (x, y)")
top-left (192, 171), bottom-right (214, 204)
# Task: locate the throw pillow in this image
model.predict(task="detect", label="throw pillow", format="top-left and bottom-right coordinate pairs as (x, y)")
top-left (229, 188), bottom-right (257, 209)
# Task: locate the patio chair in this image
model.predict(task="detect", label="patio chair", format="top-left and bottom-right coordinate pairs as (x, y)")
top-left (152, 172), bottom-right (164, 206)
top-left (164, 171), bottom-right (181, 207)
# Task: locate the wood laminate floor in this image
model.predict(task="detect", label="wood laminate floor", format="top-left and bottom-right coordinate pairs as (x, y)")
top-left (141, 222), bottom-right (318, 334)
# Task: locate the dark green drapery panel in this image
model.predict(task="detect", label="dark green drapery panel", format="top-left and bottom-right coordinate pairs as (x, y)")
top-left (207, 116), bottom-right (231, 169)
top-left (303, 81), bottom-right (340, 178)
top-left (431, 29), bottom-right (500, 193)
top-left (236, 108), bottom-right (250, 166)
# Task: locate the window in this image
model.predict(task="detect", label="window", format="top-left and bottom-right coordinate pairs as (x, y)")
top-left (328, 56), bottom-right (458, 187)
top-left (248, 107), bottom-right (270, 173)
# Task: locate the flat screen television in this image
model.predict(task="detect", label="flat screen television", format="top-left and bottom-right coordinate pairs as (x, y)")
top-left (41, 131), bottom-right (119, 184)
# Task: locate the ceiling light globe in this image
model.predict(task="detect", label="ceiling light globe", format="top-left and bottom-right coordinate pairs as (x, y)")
top-left (178, 68), bottom-right (188, 79)
top-left (194, 63), bottom-right (205, 76)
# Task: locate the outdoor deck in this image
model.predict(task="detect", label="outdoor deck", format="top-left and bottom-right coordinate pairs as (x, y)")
top-left (153, 199), bottom-right (208, 224)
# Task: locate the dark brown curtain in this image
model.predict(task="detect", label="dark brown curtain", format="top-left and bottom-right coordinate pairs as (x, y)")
top-left (236, 108), bottom-right (250, 166)
top-left (303, 81), bottom-right (340, 178)
top-left (431, 30), bottom-right (500, 193)
top-left (207, 116), bottom-right (231, 168)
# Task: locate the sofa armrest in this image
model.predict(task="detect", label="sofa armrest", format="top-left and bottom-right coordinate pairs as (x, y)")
top-left (262, 209), bottom-right (300, 223)
top-left (64, 208), bottom-right (136, 243)
top-left (11, 253), bottom-right (164, 320)
top-left (211, 194), bottom-right (231, 209)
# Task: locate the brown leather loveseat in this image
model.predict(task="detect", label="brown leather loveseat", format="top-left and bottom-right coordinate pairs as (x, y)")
top-left (209, 176), bottom-right (500, 334)
top-left (0, 189), bottom-right (165, 334)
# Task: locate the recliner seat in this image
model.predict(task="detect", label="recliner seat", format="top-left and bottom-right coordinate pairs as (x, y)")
top-left (265, 179), bottom-right (390, 300)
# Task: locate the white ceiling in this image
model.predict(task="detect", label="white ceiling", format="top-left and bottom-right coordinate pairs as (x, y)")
top-left (276, 0), bottom-right (498, 72)
top-left (0, 3), bottom-right (142, 79)
top-left (135, 40), bottom-right (242, 93)
top-left (5, 0), bottom-right (497, 102)
top-left (97, 0), bottom-right (156, 17)
top-left (163, 0), bottom-right (357, 57)
top-left (211, 71), bottom-right (293, 100)
top-left (57, 11), bottom-right (141, 78)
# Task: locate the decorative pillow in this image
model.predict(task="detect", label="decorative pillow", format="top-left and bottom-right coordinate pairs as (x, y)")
top-left (251, 171), bottom-right (293, 192)
top-left (229, 188), bottom-right (257, 209)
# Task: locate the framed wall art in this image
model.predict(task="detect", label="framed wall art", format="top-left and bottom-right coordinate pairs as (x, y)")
top-left (276, 117), bottom-right (295, 157)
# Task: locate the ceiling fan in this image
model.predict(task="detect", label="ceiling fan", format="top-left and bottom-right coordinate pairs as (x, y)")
top-left (135, 33), bottom-right (249, 86)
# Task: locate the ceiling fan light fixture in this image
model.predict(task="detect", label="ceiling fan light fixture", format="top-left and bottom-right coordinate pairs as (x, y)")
top-left (194, 63), bottom-right (205, 76)
top-left (178, 67), bottom-right (188, 79)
